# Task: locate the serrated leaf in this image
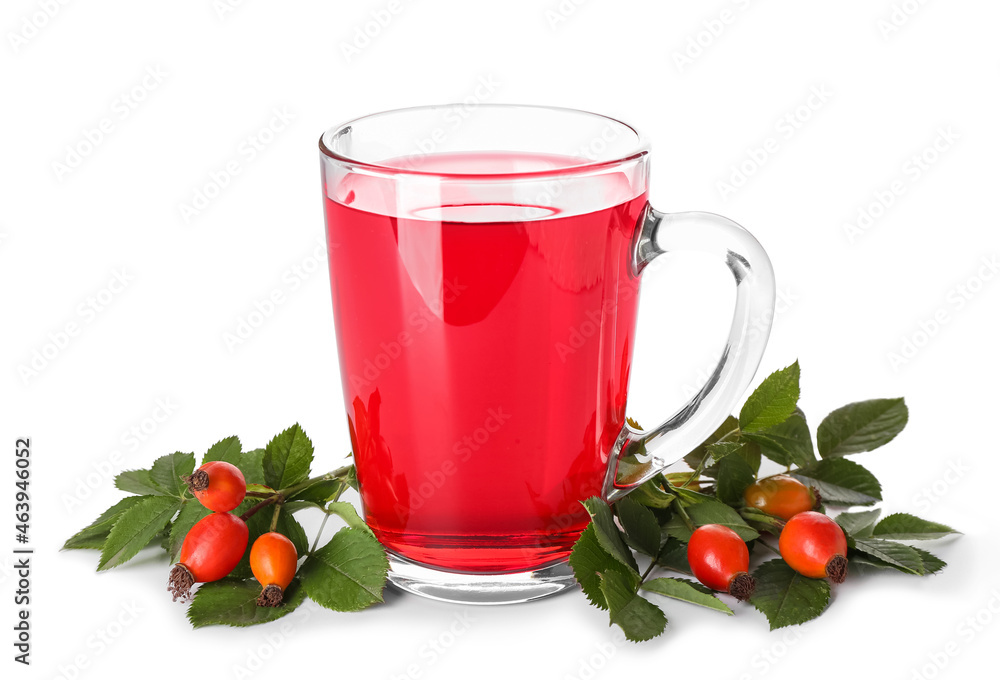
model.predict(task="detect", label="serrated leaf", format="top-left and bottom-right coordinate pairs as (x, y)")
top-left (750, 560), bottom-right (830, 630)
top-left (98, 496), bottom-right (182, 570)
top-left (149, 452), bottom-right (196, 497)
top-left (115, 469), bottom-right (164, 496)
top-left (835, 509), bottom-right (882, 539)
top-left (654, 537), bottom-right (690, 576)
top-left (853, 538), bottom-right (924, 574)
top-left (912, 547), bottom-right (947, 574)
top-left (286, 479), bottom-right (346, 505)
top-left (263, 424), bottom-right (314, 491)
top-left (326, 501), bottom-right (372, 535)
top-left (581, 497), bottom-right (639, 572)
top-left (792, 459), bottom-right (882, 506)
top-left (707, 441), bottom-right (744, 463)
top-left (642, 577), bottom-right (734, 615)
top-left (628, 478), bottom-right (676, 509)
top-left (299, 527), bottom-right (388, 611)
top-left (203, 436), bottom-right (242, 465)
top-left (626, 417), bottom-right (642, 430)
top-left (600, 571), bottom-right (667, 642)
top-left (744, 410), bottom-right (816, 468)
top-left (716, 454), bottom-right (756, 506)
top-left (663, 500), bottom-right (759, 542)
top-left (239, 448), bottom-right (266, 486)
top-left (344, 465), bottom-right (359, 491)
top-left (817, 398), bottom-right (908, 457)
top-left (168, 502), bottom-right (211, 561)
top-left (570, 525), bottom-right (640, 610)
top-left (187, 578), bottom-right (305, 628)
top-left (616, 496), bottom-right (661, 556)
top-left (739, 362), bottom-right (800, 433)
top-left (684, 416), bottom-right (740, 472)
top-left (63, 497), bottom-right (145, 550)
top-left (872, 513), bottom-right (959, 540)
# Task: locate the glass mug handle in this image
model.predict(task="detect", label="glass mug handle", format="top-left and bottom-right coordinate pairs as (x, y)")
top-left (603, 208), bottom-right (777, 502)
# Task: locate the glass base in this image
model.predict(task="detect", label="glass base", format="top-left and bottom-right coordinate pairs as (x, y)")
top-left (386, 551), bottom-right (578, 605)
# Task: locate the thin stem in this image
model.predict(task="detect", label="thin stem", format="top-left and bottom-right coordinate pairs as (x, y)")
top-left (269, 502), bottom-right (282, 532)
top-left (310, 514), bottom-right (331, 554)
top-left (674, 502), bottom-right (696, 533)
top-left (245, 490), bottom-right (274, 498)
top-left (240, 496), bottom-right (278, 522)
top-left (640, 559), bottom-right (658, 581)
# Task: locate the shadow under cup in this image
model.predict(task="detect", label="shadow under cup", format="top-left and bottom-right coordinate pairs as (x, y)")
top-left (320, 105), bottom-right (652, 603)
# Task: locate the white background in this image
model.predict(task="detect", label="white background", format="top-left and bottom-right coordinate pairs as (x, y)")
top-left (2, 0), bottom-right (997, 678)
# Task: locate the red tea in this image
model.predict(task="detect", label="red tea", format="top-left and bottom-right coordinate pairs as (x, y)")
top-left (324, 152), bottom-right (647, 572)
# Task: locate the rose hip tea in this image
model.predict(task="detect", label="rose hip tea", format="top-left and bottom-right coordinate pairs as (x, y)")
top-left (320, 106), bottom-right (774, 603)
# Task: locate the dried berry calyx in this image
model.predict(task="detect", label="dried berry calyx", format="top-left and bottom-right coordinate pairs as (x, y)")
top-left (826, 554), bottom-right (848, 584)
top-left (168, 563), bottom-right (195, 602)
top-left (728, 572), bottom-right (756, 601)
top-left (183, 469), bottom-right (210, 492)
top-left (257, 584), bottom-right (284, 607)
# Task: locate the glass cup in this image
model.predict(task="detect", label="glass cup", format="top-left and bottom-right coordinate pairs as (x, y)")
top-left (319, 105), bottom-right (775, 604)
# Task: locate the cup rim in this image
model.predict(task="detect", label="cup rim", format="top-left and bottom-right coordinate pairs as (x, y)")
top-left (319, 103), bottom-right (650, 180)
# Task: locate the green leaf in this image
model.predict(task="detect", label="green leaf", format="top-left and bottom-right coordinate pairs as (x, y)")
top-left (716, 454), bottom-right (756, 506)
top-left (344, 465), bottom-right (359, 491)
top-left (326, 501), bottom-right (372, 535)
top-left (616, 497), bottom-right (661, 556)
top-left (115, 469), bottom-right (164, 496)
top-left (286, 478), bottom-right (346, 505)
top-left (239, 448), bottom-right (267, 486)
top-left (792, 459), bottom-right (882, 506)
top-left (817, 398), bottom-right (908, 457)
top-left (744, 410), bottom-right (816, 468)
top-left (852, 538), bottom-right (924, 575)
top-left (664, 500), bottom-right (759, 542)
top-left (684, 416), bottom-right (740, 471)
top-left (750, 559), bottom-right (830, 630)
top-left (872, 513), bottom-right (959, 540)
top-left (187, 578), bottom-right (305, 628)
top-left (835, 509), bottom-right (881, 539)
top-left (570, 524), bottom-right (641, 610)
top-left (168, 502), bottom-right (211, 562)
top-left (707, 441), bottom-right (744, 463)
top-left (657, 537), bottom-right (692, 574)
top-left (642, 577), bottom-right (734, 615)
top-left (581, 497), bottom-right (639, 572)
top-left (739, 362), bottom-right (800, 433)
top-left (628, 478), bottom-right (676, 509)
top-left (912, 547), bottom-right (947, 574)
top-left (263, 424), bottom-right (314, 490)
top-left (300, 527), bottom-right (388, 612)
top-left (600, 570), bottom-right (667, 642)
top-left (149, 452), bottom-right (196, 497)
top-left (98, 496), bottom-right (182, 570)
top-left (63, 497), bottom-right (145, 550)
top-left (203, 436), bottom-right (242, 465)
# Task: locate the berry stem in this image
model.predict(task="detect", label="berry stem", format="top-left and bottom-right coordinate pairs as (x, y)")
top-left (240, 495), bottom-right (278, 522)
top-left (674, 502), bottom-right (696, 533)
top-left (310, 514), bottom-right (331, 555)
top-left (245, 490), bottom-right (274, 498)
top-left (269, 502), bottom-right (282, 532)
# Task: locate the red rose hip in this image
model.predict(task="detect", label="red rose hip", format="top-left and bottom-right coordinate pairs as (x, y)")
top-left (167, 512), bottom-right (248, 601)
top-left (184, 461), bottom-right (247, 512)
top-left (779, 511), bottom-right (848, 583)
top-left (687, 524), bottom-right (756, 600)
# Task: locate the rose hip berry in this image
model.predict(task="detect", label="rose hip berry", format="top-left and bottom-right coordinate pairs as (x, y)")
top-left (250, 532), bottom-right (298, 607)
top-left (743, 474), bottom-right (818, 520)
top-left (184, 461), bottom-right (246, 512)
top-left (167, 512), bottom-right (248, 601)
top-left (687, 524), bottom-right (756, 600)
top-left (779, 511), bottom-right (848, 583)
